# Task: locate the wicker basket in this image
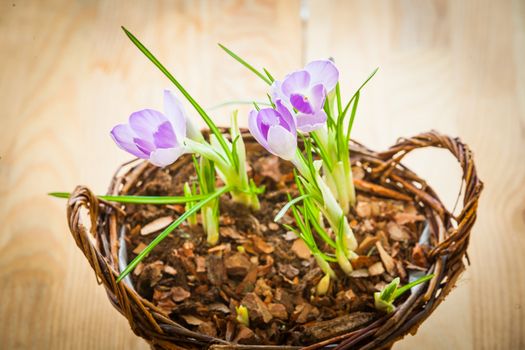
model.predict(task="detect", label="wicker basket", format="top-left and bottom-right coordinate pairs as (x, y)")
top-left (66, 130), bottom-right (482, 350)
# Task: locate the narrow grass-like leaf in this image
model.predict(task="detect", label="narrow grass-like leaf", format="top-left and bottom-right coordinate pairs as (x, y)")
top-left (117, 185), bottom-right (232, 282)
top-left (304, 203), bottom-right (336, 249)
top-left (218, 43), bottom-right (272, 85)
top-left (121, 27), bottom-right (233, 164)
top-left (340, 67), bottom-right (379, 123)
top-left (335, 83), bottom-right (342, 117)
top-left (263, 68), bottom-right (275, 83)
top-left (393, 274), bottom-right (435, 299)
top-left (230, 135), bottom-right (240, 171)
top-left (274, 194), bottom-right (312, 222)
top-left (345, 91), bottom-right (360, 141)
top-left (266, 94), bottom-right (276, 108)
top-left (48, 192), bottom-right (208, 204)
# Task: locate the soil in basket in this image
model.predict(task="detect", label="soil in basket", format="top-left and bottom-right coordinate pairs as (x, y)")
top-left (123, 144), bottom-right (430, 346)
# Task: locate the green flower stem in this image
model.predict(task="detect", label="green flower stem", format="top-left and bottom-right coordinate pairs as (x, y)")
top-left (230, 110), bottom-right (260, 210)
top-left (312, 127), bottom-right (355, 214)
top-left (203, 206), bottom-right (219, 245)
top-left (183, 183), bottom-right (198, 226)
top-left (291, 151), bottom-right (358, 274)
top-left (314, 253), bottom-right (337, 279)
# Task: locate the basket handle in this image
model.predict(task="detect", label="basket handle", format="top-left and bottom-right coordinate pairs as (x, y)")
top-left (377, 130), bottom-right (483, 258)
top-left (66, 186), bottom-right (107, 282)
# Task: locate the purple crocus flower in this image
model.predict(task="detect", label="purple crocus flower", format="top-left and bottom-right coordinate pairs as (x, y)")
top-left (248, 100), bottom-right (297, 160)
top-left (110, 90), bottom-right (187, 167)
top-left (271, 60), bottom-right (339, 132)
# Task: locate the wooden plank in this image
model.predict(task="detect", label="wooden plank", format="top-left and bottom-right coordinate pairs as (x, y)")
top-left (306, 0), bottom-right (525, 349)
top-left (0, 1), bottom-right (301, 349)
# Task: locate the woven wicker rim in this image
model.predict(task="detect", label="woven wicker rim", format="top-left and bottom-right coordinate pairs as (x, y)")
top-left (66, 130), bottom-right (483, 350)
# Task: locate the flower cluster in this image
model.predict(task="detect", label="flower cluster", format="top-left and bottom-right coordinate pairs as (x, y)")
top-left (51, 27), bottom-right (379, 284)
top-left (247, 59), bottom-right (360, 278)
top-left (249, 60), bottom-right (339, 159)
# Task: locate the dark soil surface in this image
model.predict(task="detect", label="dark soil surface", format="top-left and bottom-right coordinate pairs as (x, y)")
top-left (121, 143), bottom-right (430, 346)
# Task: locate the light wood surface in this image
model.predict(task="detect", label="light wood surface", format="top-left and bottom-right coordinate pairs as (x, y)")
top-left (1, 0), bottom-right (523, 349)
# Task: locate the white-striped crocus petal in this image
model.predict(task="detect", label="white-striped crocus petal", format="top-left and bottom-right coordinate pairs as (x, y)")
top-left (270, 60), bottom-right (338, 132)
top-left (248, 100), bottom-right (297, 160)
top-left (304, 60), bottom-right (339, 92)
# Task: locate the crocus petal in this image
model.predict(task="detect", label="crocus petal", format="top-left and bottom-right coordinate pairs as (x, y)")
top-left (281, 70), bottom-right (311, 97)
top-left (110, 124), bottom-right (149, 158)
top-left (266, 125), bottom-right (297, 160)
top-left (305, 60), bottom-right (339, 91)
top-left (290, 93), bottom-right (314, 114)
top-left (153, 121), bottom-right (177, 148)
top-left (296, 110), bottom-right (327, 133)
top-left (275, 100), bottom-right (296, 135)
top-left (133, 137), bottom-right (156, 156)
top-left (270, 80), bottom-right (290, 108)
top-left (163, 90), bottom-right (187, 141)
top-left (149, 147), bottom-right (185, 167)
top-left (309, 84), bottom-right (327, 111)
top-left (129, 109), bottom-right (167, 143)
top-left (248, 109), bottom-right (270, 150)
top-left (258, 108), bottom-right (281, 126)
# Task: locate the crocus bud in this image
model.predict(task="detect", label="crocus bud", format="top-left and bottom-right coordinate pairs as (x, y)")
top-left (110, 90), bottom-right (187, 167)
top-left (248, 100), bottom-right (297, 160)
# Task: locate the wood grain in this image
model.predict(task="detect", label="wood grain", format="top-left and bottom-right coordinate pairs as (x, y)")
top-left (306, 1), bottom-right (525, 349)
top-left (0, 1), bottom-right (301, 349)
top-left (1, 0), bottom-right (523, 349)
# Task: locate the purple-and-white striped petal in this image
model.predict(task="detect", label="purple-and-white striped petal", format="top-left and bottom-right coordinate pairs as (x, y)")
top-left (110, 124), bottom-right (149, 158)
top-left (296, 110), bottom-right (327, 133)
top-left (248, 103), bottom-right (297, 160)
top-left (129, 109), bottom-right (166, 142)
top-left (163, 90), bottom-right (187, 141)
top-left (290, 93), bottom-right (314, 114)
top-left (305, 60), bottom-right (339, 92)
top-left (266, 125), bottom-right (297, 160)
top-left (149, 147), bottom-right (186, 167)
top-left (153, 121), bottom-right (177, 148)
top-left (269, 60), bottom-right (339, 133)
top-left (110, 91), bottom-right (188, 167)
top-left (281, 70), bottom-right (311, 97)
top-left (275, 100), bottom-right (296, 135)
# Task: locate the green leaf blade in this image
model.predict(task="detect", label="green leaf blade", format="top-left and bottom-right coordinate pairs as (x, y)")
top-left (121, 26), bottom-right (233, 164)
top-left (218, 43), bottom-right (272, 85)
top-left (116, 185), bottom-right (232, 283)
top-left (274, 194), bottom-right (312, 222)
top-left (49, 191), bottom-right (211, 204)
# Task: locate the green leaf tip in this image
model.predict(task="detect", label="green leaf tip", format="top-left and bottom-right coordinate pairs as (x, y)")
top-left (49, 192), bottom-right (69, 198)
top-left (274, 194), bottom-right (312, 222)
top-left (374, 273), bottom-right (435, 313)
top-left (122, 27), bottom-right (234, 166)
top-left (218, 43), bottom-right (272, 85)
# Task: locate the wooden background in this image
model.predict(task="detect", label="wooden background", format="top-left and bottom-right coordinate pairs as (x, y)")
top-left (1, 0), bottom-right (524, 349)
